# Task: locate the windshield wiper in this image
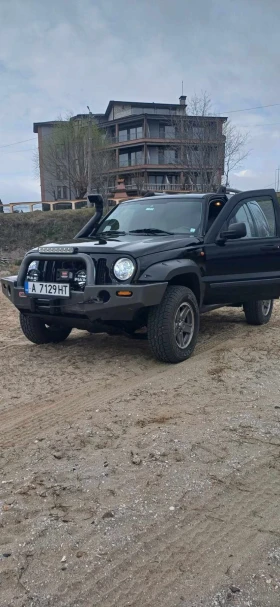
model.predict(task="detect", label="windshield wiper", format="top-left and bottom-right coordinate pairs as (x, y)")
top-left (98, 230), bottom-right (127, 236)
top-left (129, 228), bottom-right (174, 235)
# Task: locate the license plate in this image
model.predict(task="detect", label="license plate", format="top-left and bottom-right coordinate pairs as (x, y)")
top-left (24, 281), bottom-right (70, 297)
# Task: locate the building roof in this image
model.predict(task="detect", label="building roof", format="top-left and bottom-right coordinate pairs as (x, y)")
top-left (33, 100), bottom-right (227, 132)
top-left (33, 120), bottom-right (59, 133)
top-left (104, 100), bottom-right (183, 119)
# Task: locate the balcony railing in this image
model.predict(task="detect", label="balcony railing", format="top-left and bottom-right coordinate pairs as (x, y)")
top-left (106, 134), bottom-right (189, 144)
top-left (105, 132), bottom-right (225, 145)
top-left (124, 183), bottom-right (204, 192)
top-left (119, 157), bottom-right (178, 168)
top-left (147, 156), bottom-right (177, 165)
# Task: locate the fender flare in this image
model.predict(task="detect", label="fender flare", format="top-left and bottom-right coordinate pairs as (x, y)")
top-left (138, 259), bottom-right (203, 305)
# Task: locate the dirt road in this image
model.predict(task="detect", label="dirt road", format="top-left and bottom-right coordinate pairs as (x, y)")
top-left (0, 292), bottom-right (280, 607)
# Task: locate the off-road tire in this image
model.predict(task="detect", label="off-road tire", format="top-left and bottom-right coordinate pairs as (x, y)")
top-left (243, 299), bottom-right (273, 325)
top-left (20, 313), bottom-right (72, 344)
top-left (147, 285), bottom-right (199, 363)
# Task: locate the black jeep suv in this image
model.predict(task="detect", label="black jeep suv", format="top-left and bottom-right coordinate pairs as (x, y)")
top-left (2, 187), bottom-right (280, 363)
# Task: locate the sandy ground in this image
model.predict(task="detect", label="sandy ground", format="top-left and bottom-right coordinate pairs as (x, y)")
top-left (0, 290), bottom-right (280, 607)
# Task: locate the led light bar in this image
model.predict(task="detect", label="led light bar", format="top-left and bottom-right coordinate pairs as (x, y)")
top-left (38, 246), bottom-right (75, 254)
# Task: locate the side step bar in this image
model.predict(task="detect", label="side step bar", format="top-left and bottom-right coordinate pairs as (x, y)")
top-left (200, 304), bottom-right (229, 314)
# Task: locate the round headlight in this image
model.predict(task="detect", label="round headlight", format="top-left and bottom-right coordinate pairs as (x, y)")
top-left (113, 258), bottom-right (135, 281)
top-left (74, 270), bottom-right (87, 287)
top-left (27, 268), bottom-right (40, 282)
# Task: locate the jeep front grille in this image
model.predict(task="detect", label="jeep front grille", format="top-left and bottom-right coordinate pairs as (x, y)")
top-left (28, 257), bottom-right (113, 288)
top-left (37, 260), bottom-right (88, 291)
top-left (96, 258), bottom-right (112, 285)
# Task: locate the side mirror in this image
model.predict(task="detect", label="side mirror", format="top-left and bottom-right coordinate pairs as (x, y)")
top-left (219, 222), bottom-right (247, 242)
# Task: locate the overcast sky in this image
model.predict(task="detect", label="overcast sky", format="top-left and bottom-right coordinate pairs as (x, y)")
top-left (1, 0), bottom-right (280, 203)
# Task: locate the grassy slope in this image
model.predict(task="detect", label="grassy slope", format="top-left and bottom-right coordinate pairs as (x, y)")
top-left (0, 209), bottom-right (94, 260)
top-left (1, 194), bottom-right (280, 260)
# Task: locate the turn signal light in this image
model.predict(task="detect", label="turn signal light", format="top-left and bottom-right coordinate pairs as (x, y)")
top-left (117, 290), bottom-right (132, 297)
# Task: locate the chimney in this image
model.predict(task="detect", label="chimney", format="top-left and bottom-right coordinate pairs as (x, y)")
top-left (179, 95), bottom-right (187, 106)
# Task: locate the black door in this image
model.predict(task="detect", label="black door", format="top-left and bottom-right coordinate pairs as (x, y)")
top-left (202, 190), bottom-right (280, 304)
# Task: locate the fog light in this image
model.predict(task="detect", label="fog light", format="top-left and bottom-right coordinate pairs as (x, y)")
top-left (74, 270), bottom-right (87, 287)
top-left (27, 269), bottom-right (40, 282)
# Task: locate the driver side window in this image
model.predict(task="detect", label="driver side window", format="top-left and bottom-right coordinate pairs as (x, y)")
top-left (222, 202), bottom-right (254, 239)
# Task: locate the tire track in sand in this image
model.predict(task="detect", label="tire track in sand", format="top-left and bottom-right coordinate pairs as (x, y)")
top-left (60, 459), bottom-right (280, 607)
top-left (0, 320), bottom-right (256, 448)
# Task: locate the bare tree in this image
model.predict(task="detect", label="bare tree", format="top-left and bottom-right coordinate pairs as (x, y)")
top-left (223, 121), bottom-right (250, 187)
top-left (170, 91), bottom-right (249, 191)
top-left (130, 171), bottom-right (146, 195)
top-left (35, 115), bottom-right (116, 201)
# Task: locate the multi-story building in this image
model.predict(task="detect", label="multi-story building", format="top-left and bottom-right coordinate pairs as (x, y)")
top-left (34, 97), bottom-right (227, 201)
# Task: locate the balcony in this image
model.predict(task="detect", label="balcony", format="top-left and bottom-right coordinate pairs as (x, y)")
top-left (105, 135), bottom-right (225, 151)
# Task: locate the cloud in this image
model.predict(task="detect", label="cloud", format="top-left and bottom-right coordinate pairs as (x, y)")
top-left (1, 0), bottom-right (280, 201)
top-left (234, 170), bottom-right (257, 178)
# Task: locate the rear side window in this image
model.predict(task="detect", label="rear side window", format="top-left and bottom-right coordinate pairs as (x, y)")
top-left (247, 198), bottom-right (276, 237)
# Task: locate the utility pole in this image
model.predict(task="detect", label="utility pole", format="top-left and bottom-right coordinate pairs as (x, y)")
top-left (275, 167), bottom-right (280, 191)
top-left (87, 105), bottom-right (93, 206)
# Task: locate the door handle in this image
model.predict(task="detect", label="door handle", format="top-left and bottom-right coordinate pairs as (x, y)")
top-left (260, 244), bottom-right (280, 251)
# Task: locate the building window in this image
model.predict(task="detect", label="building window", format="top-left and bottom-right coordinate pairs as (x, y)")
top-left (119, 149), bottom-right (143, 167)
top-left (130, 150), bottom-right (143, 165)
top-left (119, 153), bottom-right (129, 167)
top-left (148, 175), bottom-right (178, 186)
top-left (192, 126), bottom-right (204, 139)
top-left (56, 168), bottom-right (68, 180)
top-left (119, 129), bottom-right (128, 142)
top-left (166, 175), bottom-right (178, 184)
top-left (159, 150), bottom-right (164, 164)
top-left (157, 148), bottom-right (176, 164)
top-left (57, 186), bottom-right (68, 199)
top-left (165, 125), bottom-right (175, 139)
top-left (130, 126), bottom-right (143, 140)
top-left (119, 125), bottom-right (143, 142)
top-left (158, 124), bottom-right (175, 139)
top-left (148, 175), bottom-right (164, 185)
top-left (164, 149), bottom-right (176, 164)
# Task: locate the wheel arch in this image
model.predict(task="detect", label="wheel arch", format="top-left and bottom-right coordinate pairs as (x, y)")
top-left (168, 273), bottom-right (201, 306)
top-left (138, 260), bottom-right (203, 306)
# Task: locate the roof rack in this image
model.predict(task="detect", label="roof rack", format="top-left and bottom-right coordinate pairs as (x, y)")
top-left (141, 191), bottom-right (164, 197)
top-left (226, 188), bottom-right (242, 194)
top-left (216, 186), bottom-right (242, 195)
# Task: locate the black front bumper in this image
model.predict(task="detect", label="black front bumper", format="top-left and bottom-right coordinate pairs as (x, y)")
top-left (1, 276), bottom-right (168, 324)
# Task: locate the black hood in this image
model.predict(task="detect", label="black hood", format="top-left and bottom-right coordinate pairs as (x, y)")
top-left (36, 234), bottom-right (201, 258)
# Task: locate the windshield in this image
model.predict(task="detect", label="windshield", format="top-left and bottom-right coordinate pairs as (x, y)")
top-left (96, 197), bottom-right (203, 236)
